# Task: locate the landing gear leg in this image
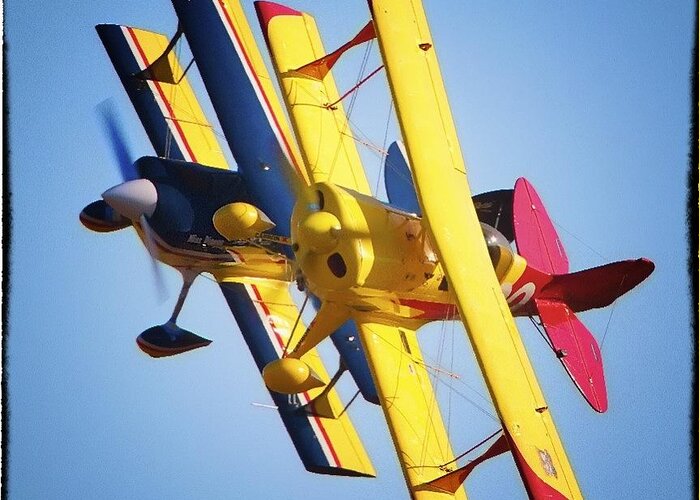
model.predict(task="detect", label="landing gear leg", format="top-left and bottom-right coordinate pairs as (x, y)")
top-left (136, 269), bottom-right (213, 358)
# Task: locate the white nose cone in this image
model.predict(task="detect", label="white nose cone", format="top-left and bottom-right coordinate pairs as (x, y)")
top-left (102, 179), bottom-right (157, 220)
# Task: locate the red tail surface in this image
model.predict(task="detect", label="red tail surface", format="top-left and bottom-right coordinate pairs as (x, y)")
top-left (513, 177), bottom-right (569, 274)
top-left (511, 177), bottom-right (654, 412)
top-left (542, 258), bottom-right (655, 312)
top-left (535, 299), bottom-right (607, 412)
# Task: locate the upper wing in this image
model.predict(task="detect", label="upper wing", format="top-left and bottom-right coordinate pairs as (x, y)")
top-left (369, 0), bottom-right (582, 498)
top-left (355, 320), bottom-right (467, 499)
top-left (216, 274), bottom-right (375, 477)
top-left (256, 2), bottom-right (373, 195)
top-left (171, 0), bottom-right (307, 237)
top-left (96, 24), bottom-right (229, 169)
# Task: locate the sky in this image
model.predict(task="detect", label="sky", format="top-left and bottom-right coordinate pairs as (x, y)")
top-left (6, 1), bottom-right (696, 499)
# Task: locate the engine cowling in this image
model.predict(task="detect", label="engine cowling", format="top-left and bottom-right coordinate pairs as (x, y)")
top-left (292, 182), bottom-right (437, 294)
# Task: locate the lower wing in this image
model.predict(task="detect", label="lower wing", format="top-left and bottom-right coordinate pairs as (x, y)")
top-left (217, 274), bottom-right (374, 477)
top-left (96, 23), bottom-right (229, 169)
top-left (354, 320), bottom-right (467, 499)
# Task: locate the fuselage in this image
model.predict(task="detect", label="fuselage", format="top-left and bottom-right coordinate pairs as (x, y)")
top-left (291, 181), bottom-right (550, 329)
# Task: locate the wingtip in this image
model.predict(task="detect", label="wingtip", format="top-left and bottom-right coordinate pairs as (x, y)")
top-left (638, 257), bottom-right (655, 276)
top-left (95, 23), bottom-right (119, 37)
top-left (254, 1), bottom-right (303, 35)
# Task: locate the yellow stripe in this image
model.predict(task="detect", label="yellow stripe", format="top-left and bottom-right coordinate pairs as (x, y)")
top-left (127, 27), bottom-right (229, 169)
top-left (264, 10), bottom-right (373, 194)
top-left (356, 320), bottom-right (467, 500)
top-left (370, 0), bottom-right (582, 497)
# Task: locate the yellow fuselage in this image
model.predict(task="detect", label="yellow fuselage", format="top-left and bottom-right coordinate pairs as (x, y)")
top-left (292, 182), bottom-right (532, 329)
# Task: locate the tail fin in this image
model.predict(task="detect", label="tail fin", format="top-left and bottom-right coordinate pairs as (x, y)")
top-left (512, 178), bottom-right (654, 412)
top-left (535, 259), bottom-right (653, 412)
top-left (513, 177), bottom-right (569, 274)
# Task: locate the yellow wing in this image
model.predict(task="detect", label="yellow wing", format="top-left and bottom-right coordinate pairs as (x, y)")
top-left (109, 25), bottom-right (229, 168)
top-left (257, 3), bottom-right (373, 195)
top-left (369, 0), bottom-right (582, 497)
top-left (356, 320), bottom-right (467, 500)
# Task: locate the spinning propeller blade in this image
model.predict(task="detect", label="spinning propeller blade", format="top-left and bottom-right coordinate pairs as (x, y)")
top-left (97, 100), bottom-right (167, 301)
top-left (140, 214), bottom-right (167, 302)
top-left (97, 100), bottom-right (138, 182)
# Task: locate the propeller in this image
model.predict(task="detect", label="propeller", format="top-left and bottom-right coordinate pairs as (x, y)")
top-left (97, 100), bottom-right (138, 182)
top-left (97, 99), bottom-right (166, 301)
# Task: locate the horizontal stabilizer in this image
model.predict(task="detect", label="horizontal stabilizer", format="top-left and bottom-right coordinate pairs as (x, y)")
top-left (541, 258), bottom-right (655, 312)
top-left (423, 434), bottom-right (509, 494)
top-left (535, 298), bottom-right (607, 412)
top-left (513, 177), bottom-right (569, 274)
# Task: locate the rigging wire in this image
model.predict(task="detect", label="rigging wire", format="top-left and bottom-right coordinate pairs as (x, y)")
top-left (374, 99), bottom-right (394, 196)
top-left (326, 39), bottom-right (374, 186)
top-left (447, 318), bottom-right (456, 435)
top-left (600, 274), bottom-right (628, 353)
top-left (528, 316), bottom-right (555, 353)
top-left (438, 429), bottom-right (503, 468)
top-left (419, 310), bottom-right (450, 466)
top-left (283, 292), bottom-right (310, 356)
top-left (367, 320), bottom-right (498, 421)
top-left (552, 220), bottom-right (608, 261)
top-left (324, 65), bottom-right (384, 110)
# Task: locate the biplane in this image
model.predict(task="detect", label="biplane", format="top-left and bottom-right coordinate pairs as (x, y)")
top-left (80, 0), bottom-right (654, 498)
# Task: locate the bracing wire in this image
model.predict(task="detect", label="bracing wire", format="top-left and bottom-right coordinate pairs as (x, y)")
top-left (374, 99), bottom-right (394, 196)
top-left (438, 429), bottom-right (503, 468)
top-left (552, 219), bottom-right (607, 261)
top-left (528, 316), bottom-right (555, 353)
top-left (326, 39), bottom-right (374, 185)
top-left (283, 292), bottom-right (310, 356)
top-left (600, 274), bottom-right (628, 352)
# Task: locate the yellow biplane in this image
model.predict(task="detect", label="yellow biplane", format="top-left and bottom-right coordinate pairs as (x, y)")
top-left (83, 0), bottom-right (653, 498)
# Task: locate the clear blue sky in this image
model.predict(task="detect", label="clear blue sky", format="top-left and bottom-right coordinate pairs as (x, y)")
top-left (7, 1), bottom-right (695, 499)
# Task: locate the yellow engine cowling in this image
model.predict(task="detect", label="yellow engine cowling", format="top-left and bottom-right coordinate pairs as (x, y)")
top-left (292, 182), bottom-right (436, 293)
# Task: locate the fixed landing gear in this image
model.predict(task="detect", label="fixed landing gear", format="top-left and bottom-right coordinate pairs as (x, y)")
top-left (136, 269), bottom-right (212, 357)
